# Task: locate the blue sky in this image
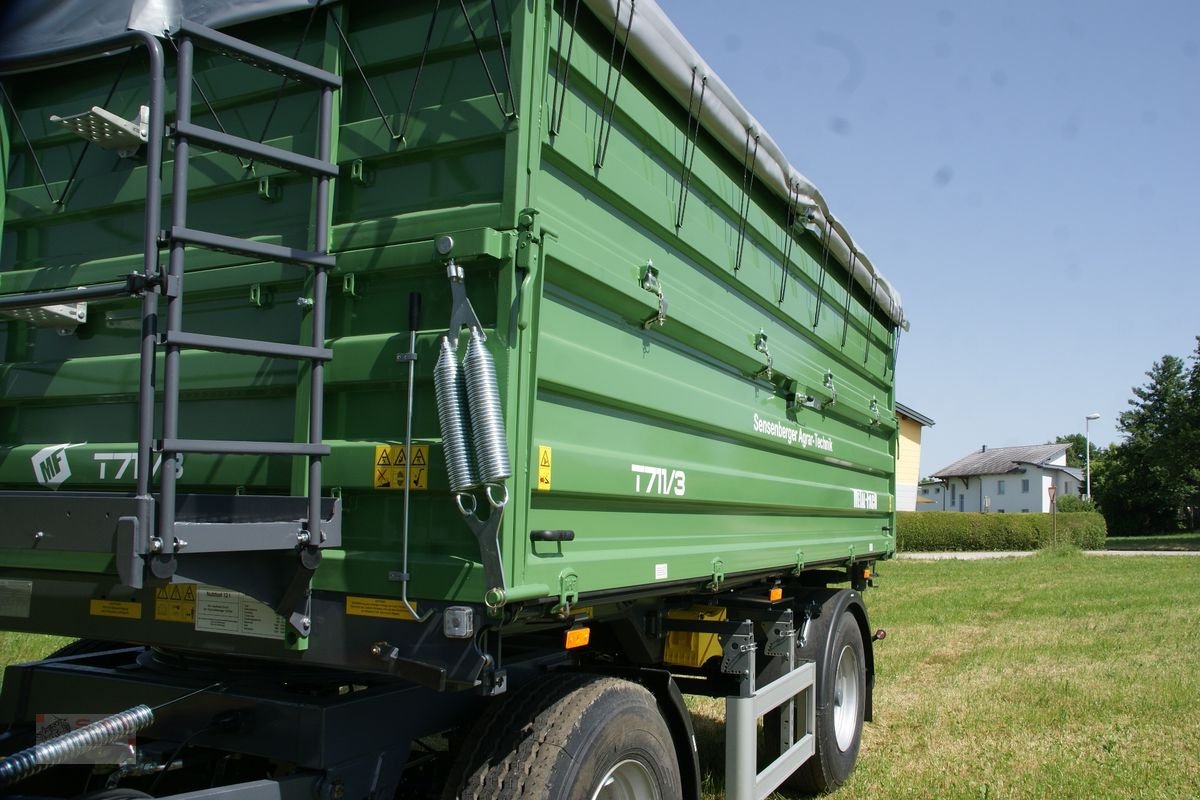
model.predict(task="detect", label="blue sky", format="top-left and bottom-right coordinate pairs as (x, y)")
top-left (656, 0), bottom-right (1199, 475)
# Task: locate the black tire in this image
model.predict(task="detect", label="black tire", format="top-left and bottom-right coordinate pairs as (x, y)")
top-left (793, 610), bottom-right (867, 794)
top-left (443, 672), bottom-right (682, 800)
top-left (762, 596), bottom-right (868, 795)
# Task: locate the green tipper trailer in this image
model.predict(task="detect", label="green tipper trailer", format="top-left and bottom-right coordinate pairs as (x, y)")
top-left (0, 1), bottom-right (907, 797)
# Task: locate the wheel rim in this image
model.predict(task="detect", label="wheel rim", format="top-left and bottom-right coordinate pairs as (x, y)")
top-left (591, 758), bottom-right (661, 800)
top-left (832, 643), bottom-right (861, 752)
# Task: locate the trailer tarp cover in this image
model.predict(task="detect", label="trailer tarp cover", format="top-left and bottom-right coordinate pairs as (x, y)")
top-left (0, 0), bottom-right (319, 65)
top-left (0, 0), bottom-right (905, 328)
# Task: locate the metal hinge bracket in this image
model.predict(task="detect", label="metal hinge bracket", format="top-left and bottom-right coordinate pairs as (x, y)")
top-left (706, 557), bottom-right (726, 591)
top-left (640, 261), bottom-right (668, 329)
top-left (553, 568), bottom-right (580, 618)
top-left (754, 330), bottom-right (773, 380)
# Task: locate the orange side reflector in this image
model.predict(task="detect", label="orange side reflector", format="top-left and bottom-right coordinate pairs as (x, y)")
top-left (768, 587), bottom-right (783, 602)
top-left (565, 627), bottom-right (591, 649)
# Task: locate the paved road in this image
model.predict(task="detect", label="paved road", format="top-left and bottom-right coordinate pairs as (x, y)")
top-left (898, 550), bottom-right (1200, 560)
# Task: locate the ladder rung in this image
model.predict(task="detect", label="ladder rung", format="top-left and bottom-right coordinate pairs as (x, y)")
top-left (168, 226), bottom-right (335, 268)
top-left (173, 121), bottom-right (338, 177)
top-left (164, 331), bottom-right (332, 361)
top-left (179, 20), bottom-right (342, 89)
top-left (161, 439), bottom-right (330, 457)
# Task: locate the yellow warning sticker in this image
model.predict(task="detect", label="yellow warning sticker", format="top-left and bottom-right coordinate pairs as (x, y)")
top-left (345, 596), bottom-right (419, 621)
top-left (374, 444), bottom-right (429, 490)
top-left (89, 599), bottom-right (142, 620)
top-left (154, 583), bottom-right (197, 624)
top-left (537, 445), bottom-right (552, 491)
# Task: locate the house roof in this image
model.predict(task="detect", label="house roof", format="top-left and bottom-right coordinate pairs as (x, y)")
top-left (932, 443), bottom-right (1069, 479)
top-left (1043, 464), bottom-right (1084, 481)
top-left (896, 403), bottom-right (935, 427)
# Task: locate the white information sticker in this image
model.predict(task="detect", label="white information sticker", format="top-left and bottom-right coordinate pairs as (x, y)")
top-left (194, 586), bottom-right (286, 640)
top-left (654, 563), bottom-right (669, 581)
top-left (0, 579), bottom-right (33, 618)
top-left (852, 489), bottom-right (879, 510)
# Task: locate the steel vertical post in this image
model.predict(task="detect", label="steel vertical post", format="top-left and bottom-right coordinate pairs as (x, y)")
top-left (135, 36), bottom-right (165, 506)
top-left (307, 84), bottom-right (334, 536)
top-left (159, 37), bottom-right (193, 542)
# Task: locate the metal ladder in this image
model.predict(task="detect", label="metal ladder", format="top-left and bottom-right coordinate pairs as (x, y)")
top-left (0, 22), bottom-right (343, 639)
top-left (158, 21), bottom-right (340, 570)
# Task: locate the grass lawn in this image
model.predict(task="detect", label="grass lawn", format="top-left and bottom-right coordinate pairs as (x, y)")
top-left (0, 631), bottom-right (70, 678)
top-left (689, 550), bottom-right (1200, 799)
top-left (1107, 532), bottom-right (1200, 551)
top-left (1, 552), bottom-right (1196, 799)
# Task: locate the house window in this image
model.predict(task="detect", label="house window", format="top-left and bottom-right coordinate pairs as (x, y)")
top-left (1022, 479), bottom-right (1030, 493)
top-left (950, 483), bottom-right (956, 503)
top-left (998, 509), bottom-right (1006, 513)
top-left (1021, 508), bottom-right (1029, 513)
top-left (997, 480), bottom-right (1006, 495)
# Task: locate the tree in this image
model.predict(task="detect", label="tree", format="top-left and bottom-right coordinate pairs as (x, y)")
top-left (1095, 345), bottom-right (1200, 534)
top-left (1054, 433), bottom-right (1104, 470)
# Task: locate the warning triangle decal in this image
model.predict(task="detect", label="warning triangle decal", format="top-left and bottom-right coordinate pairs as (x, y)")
top-left (376, 450), bottom-right (392, 467)
top-left (411, 449), bottom-right (426, 467)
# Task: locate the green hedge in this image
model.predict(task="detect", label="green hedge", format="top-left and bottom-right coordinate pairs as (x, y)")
top-left (896, 511), bottom-right (1107, 552)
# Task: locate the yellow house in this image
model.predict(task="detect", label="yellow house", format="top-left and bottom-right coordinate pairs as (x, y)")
top-left (896, 403), bottom-right (935, 512)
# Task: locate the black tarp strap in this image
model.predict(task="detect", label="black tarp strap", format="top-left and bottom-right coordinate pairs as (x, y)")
top-left (399, 0), bottom-right (444, 144)
top-left (550, 0), bottom-right (581, 135)
top-left (330, 12), bottom-right (403, 141)
top-left (460, 0), bottom-right (517, 120)
top-left (250, 0), bottom-right (325, 168)
top-left (168, 36), bottom-right (250, 170)
top-left (811, 218), bottom-right (833, 326)
top-left (594, 0), bottom-right (635, 169)
top-left (840, 249), bottom-right (857, 349)
top-left (0, 81), bottom-right (55, 204)
top-left (863, 272), bottom-right (878, 364)
top-left (1, 48), bottom-right (134, 208)
top-left (732, 128), bottom-right (759, 274)
top-left (675, 66), bottom-right (706, 230)
top-left (888, 323), bottom-right (902, 376)
top-left (778, 181), bottom-right (800, 304)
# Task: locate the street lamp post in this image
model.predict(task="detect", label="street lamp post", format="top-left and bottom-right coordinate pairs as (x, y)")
top-left (1085, 412), bottom-right (1100, 501)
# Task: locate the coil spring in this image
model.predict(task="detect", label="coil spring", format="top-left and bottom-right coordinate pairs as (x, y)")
top-left (463, 328), bottom-right (511, 487)
top-left (434, 336), bottom-right (478, 494)
top-left (0, 704), bottom-right (154, 787)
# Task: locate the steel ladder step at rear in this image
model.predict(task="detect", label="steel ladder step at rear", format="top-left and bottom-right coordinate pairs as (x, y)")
top-left (171, 121), bottom-right (339, 177)
top-left (166, 226), bottom-right (335, 268)
top-left (162, 331), bottom-right (333, 361)
top-left (178, 19), bottom-right (343, 89)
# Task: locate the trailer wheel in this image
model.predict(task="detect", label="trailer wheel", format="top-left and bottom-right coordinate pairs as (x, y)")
top-left (762, 592), bottom-right (868, 795)
top-left (443, 673), bottom-right (681, 800)
top-left (792, 609), bottom-right (867, 793)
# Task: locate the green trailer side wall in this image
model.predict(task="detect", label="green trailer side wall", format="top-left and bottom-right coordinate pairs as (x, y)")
top-left (515, 5), bottom-right (895, 598)
top-left (0, 0), bottom-right (897, 633)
